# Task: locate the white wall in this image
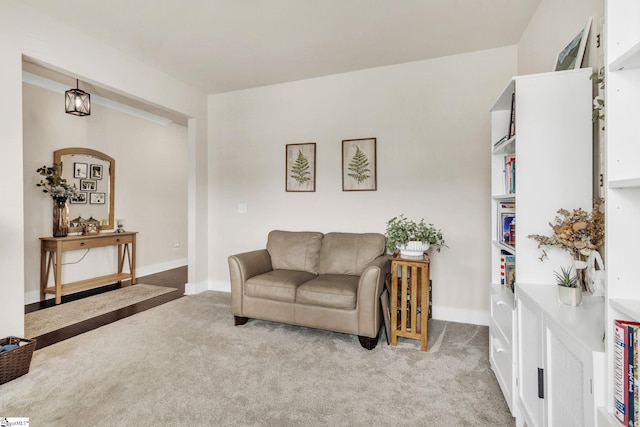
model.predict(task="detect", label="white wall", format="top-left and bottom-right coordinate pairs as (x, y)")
top-left (22, 83), bottom-right (188, 304)
top-left (209, 46), bottom-right (518, 325)
top-left (518, 0), bottom-right (604, 75)
top-left (0, 1), bottom-right (208, 338)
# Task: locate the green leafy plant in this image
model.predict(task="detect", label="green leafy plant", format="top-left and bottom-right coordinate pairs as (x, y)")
top-left (36, 163), bottom-right (77, 202)
top-left (554, 266), bottom-right (578, 288)
top-left (385, 215), bottom-right (447, 253)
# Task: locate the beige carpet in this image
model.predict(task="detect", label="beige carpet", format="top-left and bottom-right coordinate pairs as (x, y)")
top-left (3, 291), bottom-right (514, 426)
top-left (24, 284), bottom-right (176, 338)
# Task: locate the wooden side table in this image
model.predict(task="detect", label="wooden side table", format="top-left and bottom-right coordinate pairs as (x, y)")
top-left (390, 254), bottom-right (430, 351)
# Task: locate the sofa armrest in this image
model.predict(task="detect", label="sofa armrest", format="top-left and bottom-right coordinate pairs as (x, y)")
top-left (228, 249), bottom-right (273, 316)
top-left (356, 254), bottom-right (390, 337)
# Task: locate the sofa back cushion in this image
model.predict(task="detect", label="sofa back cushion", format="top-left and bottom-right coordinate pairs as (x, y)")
top-left (267, 230), bottom-right (324, 274)
top-left (318, 232), bottom-right (386, 276)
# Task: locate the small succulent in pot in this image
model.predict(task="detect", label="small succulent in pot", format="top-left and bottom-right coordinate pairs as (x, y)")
top-left (554, 266), bottom-right (578, 288)
top-left (385, 215), bottom-right (447, 253)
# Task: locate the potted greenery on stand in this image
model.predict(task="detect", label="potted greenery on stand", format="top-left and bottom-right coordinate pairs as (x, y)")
top-left (385, 215), bottom-right (446, 256)
top-left (554, 266), bottom-right (582, 306)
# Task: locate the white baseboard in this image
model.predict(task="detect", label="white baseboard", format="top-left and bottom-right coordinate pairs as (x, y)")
top-left (185, 280), bottom-right (230, 295)
top-left (135, 258), bottom-right (188, 278)
top-left (25, 258), bottom-right (189, 305)
top-left (432, 306), bottom-right (490, 326)
top-left (186, 279), bottom-right (490, 326)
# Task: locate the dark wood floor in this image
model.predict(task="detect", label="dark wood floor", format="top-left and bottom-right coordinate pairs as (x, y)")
top-left (25, 266), bottom-right (188, 350)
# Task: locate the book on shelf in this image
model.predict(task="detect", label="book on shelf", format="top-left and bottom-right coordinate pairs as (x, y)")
top-left (499, 250), bottom-right (515, 291)
top-left (614, 319), bottom-right (640, 426)
top-left (497, 202), bottom-right (515, 247)
top-left (504, 155), bottom-right (516, 194)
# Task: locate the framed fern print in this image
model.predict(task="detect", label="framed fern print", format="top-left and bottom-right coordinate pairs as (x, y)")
top-left (342, 137), bottom-right (376, 191)
top-left (286, 142), bottom-right (316, 192)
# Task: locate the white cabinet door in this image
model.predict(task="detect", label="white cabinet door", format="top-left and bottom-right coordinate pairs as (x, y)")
top-left (517, 294), bottom-right (544, 427)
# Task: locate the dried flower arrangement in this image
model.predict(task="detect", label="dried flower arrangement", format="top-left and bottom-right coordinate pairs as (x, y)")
top-left (527, 199), bottom-right (604, 262)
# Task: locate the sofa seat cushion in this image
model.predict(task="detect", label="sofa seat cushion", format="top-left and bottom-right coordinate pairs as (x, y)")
top-left (296, 274), bottom-right (359, 309)
top-left (267, 230), bottom-right (324, 274)
top-left (246, 270), bottom-right (316, 303)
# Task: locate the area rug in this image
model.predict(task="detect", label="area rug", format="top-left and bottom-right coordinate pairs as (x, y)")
top-left (3, 291), bottom-right (513, 426)
top-left (24, 284), bottom-right (177, 338)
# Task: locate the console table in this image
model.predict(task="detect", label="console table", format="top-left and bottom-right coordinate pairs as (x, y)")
top-left (40, 232), bottom-right (137, 304)
top-left (390, 254), bottom-right (430, 351)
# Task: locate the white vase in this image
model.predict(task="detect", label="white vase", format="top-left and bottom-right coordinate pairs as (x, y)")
top-left (557, 286), bottom-right (582, 306)
top-left (399, 241), bottom-right (429, 257)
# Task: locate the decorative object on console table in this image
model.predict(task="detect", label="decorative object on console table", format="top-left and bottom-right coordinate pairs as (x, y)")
top-left (115, 219), bottom-right (125, 233)
top-left (36, 163), bottom-right (78, 237)
top-left (385, 215), bottom-right (447, 256)
top-left (527, 199), bottom-right (604, 293)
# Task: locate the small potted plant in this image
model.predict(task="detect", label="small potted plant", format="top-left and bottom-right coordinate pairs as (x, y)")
top-left (385, 215), bottom-right (446, 256)
top-left (554, 266), bottom-right (582, 306)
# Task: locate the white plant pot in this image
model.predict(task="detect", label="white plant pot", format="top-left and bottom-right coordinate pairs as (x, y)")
top-left (399, 241), bottom-right (430, 257)
top-left (557, 286), bottom-right (582, 306)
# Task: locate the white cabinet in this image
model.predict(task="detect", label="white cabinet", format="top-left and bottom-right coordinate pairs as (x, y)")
top-left (600, 1), bottom-right (640, 425)
top-left (516, 284), bottom-right (605, 427)
top-left (489, 68), bottom-right (594, 422)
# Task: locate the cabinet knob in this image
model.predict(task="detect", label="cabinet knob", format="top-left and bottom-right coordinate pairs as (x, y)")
top-left (80, 242), bottom-right (85, 246)
top-left (116, 239), bottom-right (120, 242)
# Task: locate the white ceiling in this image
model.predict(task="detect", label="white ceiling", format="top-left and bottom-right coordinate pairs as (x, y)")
top-left (22, 0), bottom-right (540, 95)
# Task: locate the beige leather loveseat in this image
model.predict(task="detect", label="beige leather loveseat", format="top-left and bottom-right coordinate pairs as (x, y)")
top-left (228, 230), bottom-right (389, 349)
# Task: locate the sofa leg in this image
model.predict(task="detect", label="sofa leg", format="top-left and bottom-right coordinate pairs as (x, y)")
top-left (234, 316), bottom-right (249, 326)
top-left (358, 335), bottom-right (378, 350)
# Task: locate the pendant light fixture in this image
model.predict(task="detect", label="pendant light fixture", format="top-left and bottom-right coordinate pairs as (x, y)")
top-left (65, 79), bottom-right (91, 116)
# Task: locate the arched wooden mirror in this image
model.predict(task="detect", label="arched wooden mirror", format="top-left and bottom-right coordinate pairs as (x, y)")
top-left (54, 148), bottom-right (115, 232)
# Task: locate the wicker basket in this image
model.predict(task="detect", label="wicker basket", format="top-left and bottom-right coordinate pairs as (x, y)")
top-left (0, 336), bottom-right (37, 385)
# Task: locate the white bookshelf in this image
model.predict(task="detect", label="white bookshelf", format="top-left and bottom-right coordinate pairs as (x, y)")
top-left (489, 68), bottom-right (595, 426)
top-left (601, 1), bottom-right (640, 425)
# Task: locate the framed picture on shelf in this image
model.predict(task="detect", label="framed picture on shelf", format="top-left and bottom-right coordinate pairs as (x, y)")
top-left (342, 137), bottom-right (376, 191)
top-left (80, 179), bottom-right (97, 191)
top-left (90, 192), bottom-right (105, 204)
top-left (508, 93), bottom-right (516, 139)
top-left (90, 164), bottom-right (103, 180)
top-left (70, 192), bottom-right (87, 204)
top-left (285, 142), bottom-right (316, 192)
top-left (554, 17), bottom-right (592, 71)
top-left (73, 162), bottom-right (88, 179)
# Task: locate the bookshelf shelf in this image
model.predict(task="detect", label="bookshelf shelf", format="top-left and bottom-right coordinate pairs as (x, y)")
top-left (492, 136), bottom-right (516, 155)
top-left (610, 39), bottom-right (640, 71)
top-left (610, 298), bottom-right (640, 322)
top-left (608, 177), bottom-right (640, 189)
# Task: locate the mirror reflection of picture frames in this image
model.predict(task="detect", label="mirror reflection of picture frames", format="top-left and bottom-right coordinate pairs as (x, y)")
top-left (286, 142), bottom-right (316, 192)
top-left (554, 17), bottom-right (592, 71)
top-left (70, 192), bottom-right (87, 204)
top-left (90, 192), bottom-right (106, 204)
top-left (74, 162), bottom-right (88, 179)
top-left (342, 137), bottom-right (377, 191)
top-left (80, 179), bottom-right (97, 191)
top-left (90, 164), bottom-right (103, 180)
